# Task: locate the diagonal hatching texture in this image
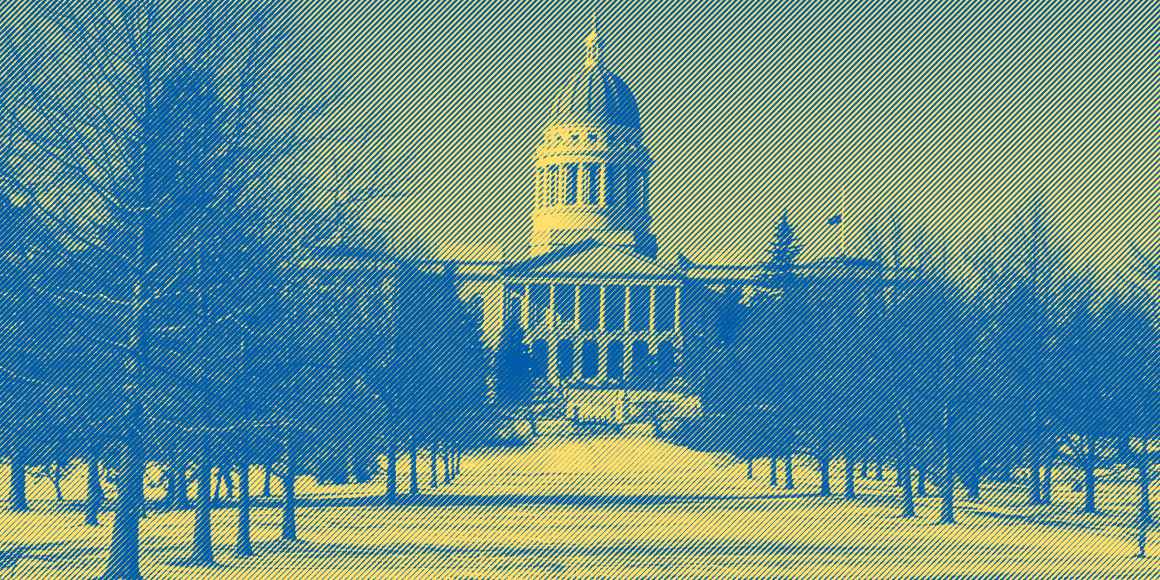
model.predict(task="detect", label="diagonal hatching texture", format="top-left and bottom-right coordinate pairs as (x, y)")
top-left (0, 0), bottom-right (1156, 579)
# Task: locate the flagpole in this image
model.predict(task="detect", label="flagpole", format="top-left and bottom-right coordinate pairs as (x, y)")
top-left (839, 185), bottom-right (847, 257)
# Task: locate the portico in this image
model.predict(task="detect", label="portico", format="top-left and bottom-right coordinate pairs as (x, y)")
top-left (502, 240), bottom-right (682, 387)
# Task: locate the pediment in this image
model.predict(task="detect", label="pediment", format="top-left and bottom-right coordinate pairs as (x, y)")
top-left (503, 240), bottom-right (681, 281)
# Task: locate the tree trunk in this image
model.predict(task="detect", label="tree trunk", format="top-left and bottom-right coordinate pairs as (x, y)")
top-left (442, 447), bottom-right (452, 485)
top-left (1140, 436), bottom-right (1152, 525)
top-left (281, 436), bottom-right (297, 541)
top-left (940, 402), bottom-right (955, 524)
top-left (916, 459), bottom-right (927, 497)
top-left (897, 410), bottom-right (915, 518)
top-left (429, 442), bottom-right (439, 489)
top-left (9, 447), bottom-right (28, 512)
top-left (1082, 441), bottom-right (1097, 514)
top-left (818, 444), bottom-right (831, 497)
top-left (236, 444), bottom-right (252, 557)
top-left (105, 421), bottom-right (145, 580)
top-left (899, 449), bottom-right (915, 518)
top-left (193, 434), bottom-right (214, 565)
top-left (1043, 449), bottom-right (1055, 505)
top-left (86, 445), bottom-right (103, 526)
top-left (52, 472), bottom-right (64, 502)
top-left (408, 438), bottom-right (420, 495)
top-left (784, 453), bottom-right (795, 490)
top-left (1029, 437), bottom-right (1043, 506)
top-left (1137, 436), bottom-right (1151, 558)
top-left (386, 440), bottom-right (398, 504)
top-left (843, 455), bottom-right (856, 499)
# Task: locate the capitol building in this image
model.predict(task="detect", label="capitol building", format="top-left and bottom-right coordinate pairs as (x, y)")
top-left (307, 26), bottom-right (891, 419)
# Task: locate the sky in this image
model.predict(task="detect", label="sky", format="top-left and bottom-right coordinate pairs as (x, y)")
top-left (290, 0), bottom-right (1155, 280)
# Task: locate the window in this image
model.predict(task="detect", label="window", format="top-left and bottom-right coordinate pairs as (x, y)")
top-left (581, 340), bottom-right (599, 379)
top-left (603, 286), bottom-right (624, 331)
top-left (631, 340), bottom-right (651, 375)
top-left (654, 286), bottom-right (676, 331)
top-left (556, 340), bottom-right (574, 380)
top-left (529, 285), bottom-right (550, 329)
top-left (579, 285), bottom-right (600, 330)
top-left (629, 286), bottom-right (650, 332)
top-left (554, 284), bottom-right (576, 327)
top-left (606, 342), bottom-right (624, 380)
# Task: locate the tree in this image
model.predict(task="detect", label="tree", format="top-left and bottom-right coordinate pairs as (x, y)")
top-left (494, 305), bottom-right (537, 435)
top-left (1100, 289), bottom-right (1157, 557)
top-left (0, 1), bottom-right (327, 574)
top-left (759, 210), bottom-right (802, 291)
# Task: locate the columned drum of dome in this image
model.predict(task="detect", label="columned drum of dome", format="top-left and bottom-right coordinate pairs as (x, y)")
top-left (529, 26), bottom-right (657, 258)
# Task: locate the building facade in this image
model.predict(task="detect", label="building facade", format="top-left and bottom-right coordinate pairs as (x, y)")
top-left (305, 26), bottom-right (898, 418)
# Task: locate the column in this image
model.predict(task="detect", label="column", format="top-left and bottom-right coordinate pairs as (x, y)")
top-left (534, 168), bottom-right (543, 208)
top-left (556, 166), bottom-right (566, 205)
top-left (598, 286), bottom-right (606, 332)
top-left (577, 164), bottom-right (588, 205)
top-left (674, 285), bottom-right (682, 333)
top-left (623, 285), bottom-right (632, 333)
top-left (599, 163), bottom-right (607, 205)
top-left (521, 284), bottom-right (530, 329)
top-left (548, 340), bottom-right (559, 384)
top-left (565, 164), bottom-right (576, 205)
top-left (547, 284), bottom-right (555, 330)
top-left (648, 286), bottom-right (656, 333)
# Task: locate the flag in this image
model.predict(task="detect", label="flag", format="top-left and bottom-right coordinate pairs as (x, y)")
top-left (827, 214), bottom-right (842, 225)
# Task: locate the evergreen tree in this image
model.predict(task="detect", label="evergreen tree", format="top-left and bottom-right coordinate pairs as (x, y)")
top-left (494, 306), bottom-right (537, 435)
top-left (759, 210), bottom-right (802, 290)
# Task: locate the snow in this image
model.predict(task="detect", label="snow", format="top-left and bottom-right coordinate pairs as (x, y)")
top-left (1, 427), bottom-right (1156, 578)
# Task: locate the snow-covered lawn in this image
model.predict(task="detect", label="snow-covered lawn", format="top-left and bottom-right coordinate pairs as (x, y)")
top-left (1, 428), bottom-right (1156, 578)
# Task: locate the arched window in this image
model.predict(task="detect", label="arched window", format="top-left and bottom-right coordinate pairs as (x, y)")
top-left (606, 341), bottom-right (624, 380)
top-left (556, 340), bottom-right (574, 380)
top-left (581, 340), bottom-right (599, 379)
top-left (531, 340), bottom-right (549, 378)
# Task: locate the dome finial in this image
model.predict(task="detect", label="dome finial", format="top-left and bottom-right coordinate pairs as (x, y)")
top-left (584, 14), bottom-right (602, 68)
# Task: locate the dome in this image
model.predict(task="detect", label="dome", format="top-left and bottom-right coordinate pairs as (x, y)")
top-left (546, 26), bottom-right (641, 130)
top-left (548, 66), bottom-right (641, 130)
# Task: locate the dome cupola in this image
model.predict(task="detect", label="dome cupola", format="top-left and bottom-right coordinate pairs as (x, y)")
top-left (529, 23), bottom-right (656, 258)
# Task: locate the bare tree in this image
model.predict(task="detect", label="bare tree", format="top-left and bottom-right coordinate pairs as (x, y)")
top-left (0, 1), bottom-right (327, 575)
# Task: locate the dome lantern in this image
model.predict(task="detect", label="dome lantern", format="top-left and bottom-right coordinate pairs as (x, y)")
top-left (583, 19), bottom-right (602, 68)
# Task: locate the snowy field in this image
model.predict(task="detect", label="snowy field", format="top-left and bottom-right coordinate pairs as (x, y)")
top-left (1, 426), bottom-right (1156, 578)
